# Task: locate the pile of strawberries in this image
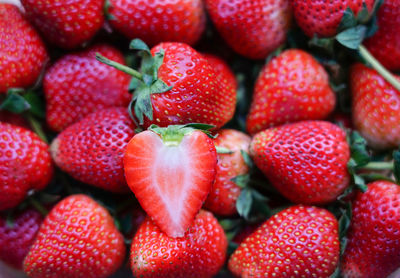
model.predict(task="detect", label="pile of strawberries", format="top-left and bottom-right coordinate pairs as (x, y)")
top-left (1, 0), bottom-right (400, 277)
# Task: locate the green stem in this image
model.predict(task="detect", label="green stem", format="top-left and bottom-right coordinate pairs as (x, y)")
top-left (29, 197), bottom-right (48, 217)
top-left (27, 114), bottom-right (48, 143)
top-left (360, 161), bottom-right (394, 171)
top-left (96, 53), bottom-right (143, 81)
top-left (358, 45), bottom-right (400, 91)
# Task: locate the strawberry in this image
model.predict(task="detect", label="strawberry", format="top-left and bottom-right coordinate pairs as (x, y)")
top-left (130, 210), bottom-right (227, 278)
top-left (21, 0), bottom-right (104, 49)
top-left (205, 0), bottom-right (291, 59)
top-left (44, 44), bottom-right (131, 131)
top-left (250, 121), bottom-right (350, 204)
top-left (364, 0), bottom-right (400, 71)
top-left (0, 208), bottom-right (43, 269)
top-left (204, 129), bottom-right (251, 216)
top-left (351, 63), bottom-right (400, 149)
top-left (124, 125), bottom-right (217, 237)
top-left (50, 108), bottom-right (136, 193)
top-left (229, 205), bottom-right (340, 277)
top-left (107, 0), bottom-right (205, 46)
top-left (203, 53), bottom-right (237, 92)
top-left (0, 111), bottom-right (29, 128)
top-left (341, 181), bottom-right (400, 278)
top-left (246, 49), bottom-right (336, 135)
top-left (292, 0), bottom-right (374, 37)
top-left (23, 194), bottom-right (125, 278)
top-left (0, 123), bottom-right (53, 211)
top-left (0, 3), bottom-right (48, 93)
top-left (97, 41), bottom-right (236, 129)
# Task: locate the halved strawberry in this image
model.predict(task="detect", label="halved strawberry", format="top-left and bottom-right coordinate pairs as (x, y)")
top-left (124, 125), bottom-right (217, 237)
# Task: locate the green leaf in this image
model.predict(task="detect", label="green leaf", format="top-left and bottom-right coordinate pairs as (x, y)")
top-left (308, 36), bottom-right (335, 54)
top-left (231, 174), bottom-right (250, 188)
top-left (265, 45), bottom-right (285, 64)
top-left (236, 188), bottom-right (252, 219)
top-left (219, 219), bottom-right (241, 231)
top-left (0, 92), bottom-right (30, 113)
top-left (348, 131), bottom-right (370, 166)
top-left (241, 150), bottom-right (253, 168)
top-left (23, 91), bottom-right (45, 118)
top-left (216, 146), bottom-right (234, 154)
top-left (150, 79), bottom-right (172, 94)
top-left (129, 78), bottom-right (141, 92)
top-left (353, 173), bottom-right (368, 192)
top-left (338, 203), bottom-right (352, 240)
top-left (360, 173), bottom-right (394, 183)
top-left (6, 212), bottom-right (14, 228)
top-left (103, 0), bottom-right (115, 20)
top-left (182, 123), bottom-right (215, 131)
top-left (336, 25), bottom-right (367, 49)
top-left (129, 39), bottom-right (150, 52)
top-left (356, 2), bottom-right (370, 23)
top-left (329, 266), bottom-right (341, 278)
top-left (394, 149), bottom-right (400, 183)
top-left (251, 190), bottom-right (271, 218)
top-left (338, 7), bottom-right (357, 31)
top-left (134, 85), bottom-right (152, 124)
top-left (227, 241), bottom-right (239, 256)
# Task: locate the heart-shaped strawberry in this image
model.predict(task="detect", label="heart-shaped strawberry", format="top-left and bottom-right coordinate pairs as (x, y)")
top-left (124, 125), bottom-right (217, 237)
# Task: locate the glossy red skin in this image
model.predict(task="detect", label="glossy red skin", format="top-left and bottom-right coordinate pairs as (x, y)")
top-left (24, 195), bottom-right (125, 278)
top-left (141, 43), bottom-right (236, 129)
top-left (44, 44), bottom-right (131, 132)
top-left (130, 210), bottom-right (227, 278)
top-left (21, 0), bottom-right (104, 49)
top-left (0, 4), bottom-right (48, 93)
top-left (203, 53), bottom-right (238, 92)
top-left (204, 129), bottom-right (251, 216)
top-left (229, 205), bottom-right (340, 277)
top-left (250, 121), bottom-right (350, 204)
top-left (364, 0), bottom-right (400, 71)
top-left (0, 123), bottom-right (53, 211)
top-left (50, 108), bottom-right (136, 193)
top-left (341, 181), bottom-right (400, 278)
top-left (0, 209), bottom-right (43, 269)
top-left (205, 0), bottom-right (291, 59)
top-left (292, 0), bottom-right (374, 37)
top-left (108, 0), bottom-right (205, 46)
top-left (351, 63), bottom-right (400, 149)
top-left (246, 49), bottom-right (336, 135)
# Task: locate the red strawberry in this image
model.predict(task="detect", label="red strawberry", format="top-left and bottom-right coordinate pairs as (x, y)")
top-left (0, 111), bottom-right (29, 128)
top-left (292, 0), bottom-right (374, 37)
top-left (44, 44), bottom-right (131, 131)
top-left (232, 222), bottom-right (261, 245)
top-left (107, 0), bottom-right (205, 46)
top-left (351, 63), bottom-right (400, 149)
top-left (21, 0), bottom-right (104, 49)
top-left (229, 205), bottom-right (340, 277)
top-left (364, 0), bottom-right (400, 71)
top-left (0, 123), bottom-right (53, 211)
top-left (124, 125), bottom-right (217, 237)
top-left (341, 181), bottom-right (400, 278)
top-left (246, 49), bottom-right (336, 135)
top-left (0, 208), bottom-right (43, 269)
top-left (205, 0), bottom-right (291, 59)
top-left (23, 194), bottom-right (125, 278)
top-left (204, 129), bottom-right (251, 216)
top-left (98, 41), bottom-right (236, 129)
top-left (50, 108), bottom-right (136, 193)
top-left (250, 121), bottom-right (350, 204)
top-left (0, 3), bottom-right (48, 93)
top-left (203, 53), bottom-right (237, 91)
top-left (130, 210), bottom-right (227, 278)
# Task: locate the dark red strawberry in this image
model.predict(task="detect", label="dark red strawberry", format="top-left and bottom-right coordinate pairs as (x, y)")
top-left (97, 41), bottom-right (236, 129)
top-left (203, 53), bottom-right (237, 92)
top-left (44, 44), bottom-right (131, 131)
top-left (21, 0), bottom-right (104, 49)
top-left (205, 0), bottom-right (291, 59)
top-left (131, 210), bottom-right (227, 278)
top-left (0, 111), bottom-right (29, 128)
top-left (341, 181), bottom-right (400, 278)
top-left (351, 63), bottom-right (400, 149)
top-left (124, 125), bottom-right (217, 237)
top-left (229, 205), bottom-right (340, 277)
top-left (204, 129), bottom-right (251, 216)
top-left (246, 49), bottom-right (336, 135)
top-left (364, 0), bottom-right (400, 71)
top-left (250, 121), bottom-right (350, 204)
top-left (232, 222), bottom-right (261, 245)
top-left (50, 108), bottom-right (136, 193)
top-left (0, 123), bottom-right (53, 211)
top-left (0, 3), bottom-right (48, 93)
top-left (107, 0), bottom-right (205, 46)
top-left (0, 208), bottom-right (43, 269)
top-left (23, 194), bottom-right (125, 278)
top-left (292, 0), bottom-right (374, 37)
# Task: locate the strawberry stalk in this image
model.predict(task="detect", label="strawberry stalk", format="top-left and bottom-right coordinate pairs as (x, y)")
top-left (27, 113), bottom-right (48, 143)
top-left (95, 53), bottom-right (144, 81)
top-left (359, 161), bottom-right (394, 171)
top-left (28, 197), bottom-right (48, 217)
top-left (358, 45), bottom-right (400, 91)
